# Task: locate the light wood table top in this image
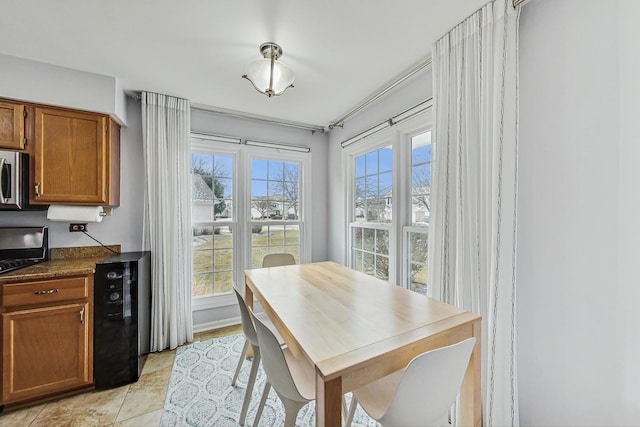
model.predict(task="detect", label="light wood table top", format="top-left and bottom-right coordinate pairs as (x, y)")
top-left (244, 261), bottom-right (482, 427)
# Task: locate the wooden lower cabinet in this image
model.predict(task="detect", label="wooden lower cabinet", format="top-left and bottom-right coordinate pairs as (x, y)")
top-left (1, 275), bottom-right (93, 405)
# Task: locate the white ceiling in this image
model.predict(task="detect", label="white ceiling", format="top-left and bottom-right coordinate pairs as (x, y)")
top-left (0, 0), bottom-right (487, 128)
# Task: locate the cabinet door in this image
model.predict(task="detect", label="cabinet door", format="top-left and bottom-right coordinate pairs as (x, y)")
top-left (2, 302), bottom-right (92, 403)
top-left (0, 101), bottom-right (25, 150)
top-left (33, 107), bottom-right (109, 204)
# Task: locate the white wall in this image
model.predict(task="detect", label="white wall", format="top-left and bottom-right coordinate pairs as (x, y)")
top-left (617, 0), bottom-right (640, 420)
top-left (0, 97), bottom-right (145, 252)
top-left (327, 68), bottom-right (433, 263)
top-left (517, 0), bottom-right (639, 424)
top-left (0, 54), bottom-right (127, 125)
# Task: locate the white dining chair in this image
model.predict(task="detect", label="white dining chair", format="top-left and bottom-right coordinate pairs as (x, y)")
top-left (230, 288), bottom-right (264, 426)
top-left (344, 337), bottom-right (476, 427)
top-left (262, 252), bottom-right (296, 268)
top-left (249, 306), bottom-right (350, 427)
top-left (250, 305), bottom-right (313, 426)
top-left (232, 253), bottom-right (295, 424)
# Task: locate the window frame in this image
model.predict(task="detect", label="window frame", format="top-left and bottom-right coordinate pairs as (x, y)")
top-left (343, 110), bottom-right (432, 289)
top-left (190, 136), bottom-right (312, 310)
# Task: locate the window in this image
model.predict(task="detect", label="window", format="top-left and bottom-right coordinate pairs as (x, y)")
top-left (190, 135), bottom-right (310, 305)
top-left (351, 146), bottom-right (393, 280)
top-left (405, 131), bottom-right (431, 294)
top-left (191, 151), bottom-right (235, 297)
top-left (250, 158), bottom-right (302, 267)
top-left (345, 110), bottom-right (432, 292)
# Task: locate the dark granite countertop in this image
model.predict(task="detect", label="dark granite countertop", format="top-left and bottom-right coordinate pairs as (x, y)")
top-left (0, 245), bottom-right (121, 285)
top-left (0, 258), bottom-right (104, 285)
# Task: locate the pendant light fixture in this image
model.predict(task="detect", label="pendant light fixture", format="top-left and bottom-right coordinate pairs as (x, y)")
top-left (242, 42), bottom-right (295, 97)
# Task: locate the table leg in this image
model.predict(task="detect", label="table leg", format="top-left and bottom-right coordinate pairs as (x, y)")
top-left (459, 319), bottom-right (482, 427)
top-left (315, 370), bottom-right (342, 427)
top-left (244, 278), bottom-right (255, 359)
top-left (244, 279), bottom-right (254, 310)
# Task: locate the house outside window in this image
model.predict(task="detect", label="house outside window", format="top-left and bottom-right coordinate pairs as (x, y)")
top-left (344, 110), bottom-right (432, 292)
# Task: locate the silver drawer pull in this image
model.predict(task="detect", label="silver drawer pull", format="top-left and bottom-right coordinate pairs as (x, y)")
top-left (33, 288), bottom-right (59, 295)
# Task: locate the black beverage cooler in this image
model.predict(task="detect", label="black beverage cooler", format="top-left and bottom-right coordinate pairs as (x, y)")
top-left (94, 251), bottom-right (151, 389)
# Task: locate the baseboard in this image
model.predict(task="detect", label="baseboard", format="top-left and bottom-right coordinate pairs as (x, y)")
top-left (193, 316), bottom-right (241, 333)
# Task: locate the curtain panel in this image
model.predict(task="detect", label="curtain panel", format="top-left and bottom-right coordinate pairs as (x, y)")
top-left (428, 1), bottom-right (521, 425)
top-left (141, 92), bottom-right (193, 351)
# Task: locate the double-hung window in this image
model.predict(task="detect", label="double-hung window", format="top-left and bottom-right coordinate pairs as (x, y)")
top-left (191, 141), bottom-right (237, 299)
top-left (351, 145), bottom-right (393, 280)
top-left (345, 110), bottom-right (432, 293)
top-left (190, 135), bottom-right (310, 305)
top-left (250, 157), bottom-right (303, 267)
top-left (405, 131), bottom-right (431, 294)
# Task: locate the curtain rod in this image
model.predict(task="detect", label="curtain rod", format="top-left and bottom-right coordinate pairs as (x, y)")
top-left (329, 57), bottom-right (433, 130)
top-left (128, 93), bottom-right (326, 134)
top-left (341, 98), bottom-right (433, 148)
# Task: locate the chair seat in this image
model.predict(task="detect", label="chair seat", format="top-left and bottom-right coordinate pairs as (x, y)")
top-left (351, 369), bottom-right (404, 420)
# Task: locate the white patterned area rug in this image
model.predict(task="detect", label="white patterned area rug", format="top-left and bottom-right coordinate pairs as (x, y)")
top-left (161, 333), bottom-right (379, 427)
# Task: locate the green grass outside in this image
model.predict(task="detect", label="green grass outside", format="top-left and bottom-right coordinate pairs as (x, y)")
top-left (192, 227), bottom-right (300, 297)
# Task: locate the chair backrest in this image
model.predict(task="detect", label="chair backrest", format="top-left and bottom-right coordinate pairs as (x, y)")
top-left (262, 253), bottom-right (296, 268)
top-left (380, 337), bottom-right (476, 426)
top-left (248, 305), bottom-right (306, 403)
top-left (233, 288), bottom-right (258, 347)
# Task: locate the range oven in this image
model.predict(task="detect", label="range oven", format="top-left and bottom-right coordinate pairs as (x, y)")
top-left (0, 227), bottom-right (48, 274)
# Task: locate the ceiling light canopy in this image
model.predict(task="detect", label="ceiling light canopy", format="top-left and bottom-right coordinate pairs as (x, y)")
top-left (242, 42), bottom-right (295, 97)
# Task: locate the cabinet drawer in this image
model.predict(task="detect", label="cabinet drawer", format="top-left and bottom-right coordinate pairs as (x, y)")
top-left (2, 277), bottom-right (89, 307)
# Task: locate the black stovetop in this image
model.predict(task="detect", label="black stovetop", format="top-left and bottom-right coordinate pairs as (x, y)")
top-left (0, 227), bottom-right (48, 275)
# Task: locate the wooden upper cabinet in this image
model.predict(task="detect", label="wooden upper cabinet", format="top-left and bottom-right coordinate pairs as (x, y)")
top-left (0, 100), bottom-right (26, 150)
top-left (32, 106), bottom-right (120, 206)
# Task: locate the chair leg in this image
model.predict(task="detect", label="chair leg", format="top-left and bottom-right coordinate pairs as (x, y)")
top-left (238, 346), bottom-right (261, 426)
top-left (279, 395), bottom-right (306, 427)
top-left (344, 395), bottom-right (358, 427)
top-left (232, 338), bottom-right (250, 386)
top-left (253, 381), bottom-right (272, 426)
top-left (342, 395), bottom-right (348, 422)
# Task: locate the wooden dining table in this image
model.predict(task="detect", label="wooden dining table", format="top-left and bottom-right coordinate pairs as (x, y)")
top-left (244, 261), bottom-right (482, 427)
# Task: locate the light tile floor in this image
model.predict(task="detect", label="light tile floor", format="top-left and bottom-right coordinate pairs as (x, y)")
top-left (0, 324), bottom-right (243, 427)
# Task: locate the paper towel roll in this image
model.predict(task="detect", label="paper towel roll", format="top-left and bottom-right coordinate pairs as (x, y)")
top-left (47, 205), bottom-right (104, 223)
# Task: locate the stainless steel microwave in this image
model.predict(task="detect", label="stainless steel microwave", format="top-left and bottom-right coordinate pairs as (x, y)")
top-left (0, 150), bottom-right (33, 210)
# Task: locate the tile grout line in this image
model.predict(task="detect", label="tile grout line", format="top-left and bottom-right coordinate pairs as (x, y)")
top-left (27, 401), bottom-right (48, 426)
top-left (112, 384), bottom-right (132, 426)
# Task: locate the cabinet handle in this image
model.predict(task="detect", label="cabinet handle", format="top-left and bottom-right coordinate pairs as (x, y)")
top-left (80, 307), bottom-right (85, 324)
top-left (35, 181), bottom-right (41, 198)
top-left (33, 288), bottom-right (59, 295)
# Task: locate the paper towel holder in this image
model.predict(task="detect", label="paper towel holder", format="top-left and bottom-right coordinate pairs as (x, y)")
top-left (47, 205), bottom-right (106, 223)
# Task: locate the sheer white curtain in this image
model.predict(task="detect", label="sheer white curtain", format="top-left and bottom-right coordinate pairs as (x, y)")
top-left (141, 92), bottom-right (193, 351)
top-left (428, 1), bottom-right (520, 425)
